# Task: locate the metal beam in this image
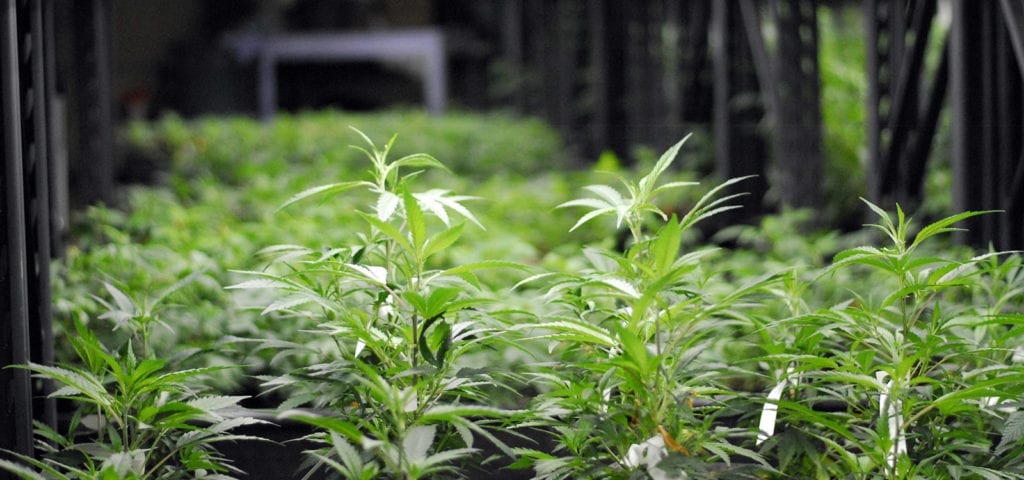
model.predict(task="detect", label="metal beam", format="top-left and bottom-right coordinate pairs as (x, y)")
top-left (71, 0), bottom-right (114, 206)
top-left (951, 1), bottom-right (999, 245)
top-left (26, 0), bottom-right (55, 430)
top-left (1, 0), bottom-right (36, 461)
top-left (864, 0), bottom-right (888, 202)
top-left (588, 0), bottom-right (628, 159)
top-left (710, 0), bottom-right (768, 221)
top-left (771, 0), bottom-right (824, 210)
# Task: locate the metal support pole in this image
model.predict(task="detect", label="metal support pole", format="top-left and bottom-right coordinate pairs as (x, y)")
top-left (864, 0), bottom-right (889, 203)
top-left (711, 0), bottom-right (768, 222)
top-left (951, 2), bottom-right (996, 245)
top-left (27, 0), bottom-right (56, 430)
top-left (772, 0), bottom-right (825, 211)
top-left (71, 0), bottom-right (114, 206)
top-left (1, 0), bottom-right (36, 462)
top-left (588, 0), bottom-right (628, 160)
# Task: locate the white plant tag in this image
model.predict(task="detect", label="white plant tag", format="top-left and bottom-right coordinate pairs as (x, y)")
top-left (757, 366), bottom-right (795, 445)
top-left (876, 371), bottom-right (907, 469)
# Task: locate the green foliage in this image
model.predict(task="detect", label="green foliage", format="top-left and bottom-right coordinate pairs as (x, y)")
top-left (57, 110), bottom-right (574, 392)
top-left (2, 287), bottom-right (263, 480)
top-left (230, 129), bottom-right (527, 479)
top-left (48, 111), bottom-right (1024, 479)
top-left (519, 138), bottom-right (781, 479)
top-left (123, 110), bottom-right (565, 188)
top-left (753, 200), bottom-right (1024, 479)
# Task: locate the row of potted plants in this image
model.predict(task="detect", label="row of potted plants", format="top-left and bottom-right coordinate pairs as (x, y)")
top-left (5, 115), bottom-right (1023, 479)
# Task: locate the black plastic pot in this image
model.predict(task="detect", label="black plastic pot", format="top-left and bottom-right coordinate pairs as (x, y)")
top-left (216, 409), bottom-right (556, 480)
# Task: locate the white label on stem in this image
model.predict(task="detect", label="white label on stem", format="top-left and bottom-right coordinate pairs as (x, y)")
top-left (757, 366), bottom-right (796, 445)
top-left (876, 371), bottom-right (907, 470)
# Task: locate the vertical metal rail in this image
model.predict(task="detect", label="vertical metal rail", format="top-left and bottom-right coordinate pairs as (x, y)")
top-left (25, 0), bottom-right (56, 430)
top-left (951, 2), bottom-right (997, 246)
top-left (524, 0), bottom-right (549, 118)
top-left (586, 0), bottom-right (607, 159)
top-left (42, 0), bottom-right (64, 256)
top-left (500, 1), bottom-right (525, 113)
top-left (623, 0), bottom-right (657, 149)
top-left (771, 0), bottom-right (825, 210)
top-left (682, 1), bottom-right (712, 124)
top-left (1, 0), bottom-right (35, 463)
top-left (552, 0), bottom-right (581, 153)
top-left (587, 0), bottom-right (628, 160)
top-left (864, 0), bottom-right (891, 203)
top-left (996, 0), bottom-right (1024, 249)
top-left (71, 0), bottom-right (114, 206)
top-left (710, 0), bottom-right (768, 223)
top-left (42, 0), bottom-right (61, 254)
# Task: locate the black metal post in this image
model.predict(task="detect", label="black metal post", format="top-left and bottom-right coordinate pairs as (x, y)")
top-left (951, 2), bottom-right (997, 245)
top-left (553, 0), bottom-right (581, 153)
top-left (588, 0), bottom-right (628, 160)
top-left (70, 0), bottom-right (114, 206)
top-left (711, 0), bottom-right (768, 223)
top-left (26, 0), bottom-right (56, 430)
top-left (1, 0), bottom-right (36, 464)
top-left (864, 0), bottom-right (890, 203)
top-left (771, 0), bottom-right (825, 211)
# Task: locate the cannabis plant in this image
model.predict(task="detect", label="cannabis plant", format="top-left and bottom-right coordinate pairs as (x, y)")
top-left (756, 201), bottom-right (1024, 479)
top-left (231, 129), bottom-right (527, 479)
top-left (1, 282), bottom-right (263, 480)
top-left (514, 136), bottom-right (779, 479)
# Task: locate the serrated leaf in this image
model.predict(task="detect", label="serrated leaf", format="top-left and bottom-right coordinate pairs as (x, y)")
top-left (419, 405), bottom-right (517, 421)
top-left (403, 425), bottom-right (436, 463)
top-left (438, 260), bottom-right (531, 278)
top-left (613, 324), bottom-right (652, 378)
top-left (347, 264), bottom-right (388, 285)
top-left (582, 184), bottom-right (626, 205)
top-left (357, 212), bottom-right (413, 252)
top-left (225, 278), bottom-right (291, 290)
top-left (556, 198), bottom-right (612, 210)
top-left (207, 416), bottom-right (273, 434)
top-left (911, 209), bottom-right (998, 249)
top-left (102, 282), bottom-right (136, 315)
top-left (0, 458), bottom-right (47, 480)
top-left (527, 320), bottom-right (616, 347)
top-left (422, 223), bottom-right (464, 261)
top-left (186, 395), bottom-right (248, 414)
top-left (640, 134), bottom-right (691, 193)
top-left (414, 189), bottom-right (483, 229)
top-left (262, 295), bottom-right (316, 314)
top-left (404, 187), bottom-right (427, 254)
top-left (277, 181), bottom-right (366, 211)
top-left (376, 191), bottom-right (401, 221)
top-left (416, 190), bottom-right (451, 226)
top-left (568, 207), bottom-right (616, 232)
top-left (650, 215), bottom-right (682, 276)
top-left (392, 152), bottom-right (448, 171)
top-left (650, 180), bottom-right (699, 196)
top-left (998, 411), bottom-right (1024, 451)
top-left (597, 277), bottom-right (641, 299)
top-left (23, 364), bottom-right (108, 407)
